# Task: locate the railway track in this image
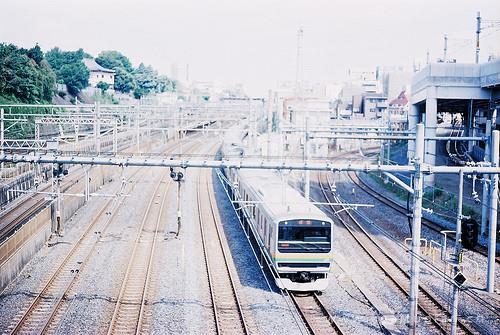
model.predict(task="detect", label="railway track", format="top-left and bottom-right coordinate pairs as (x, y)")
top-left (317, 172), bottom-right (481, 334)
top-left (106, 136), bottom-right (209, 335)
top-left (290, 292), bottom-right (344, 335)
top-left (106, 174), bottom-right (170, 335)
top-left (197, 168), bottom-right (248, 335)
top-left (346, 170), bottom-right (500, 263)
top-left (4, 134), bottom-right (202, 335)
top-left (4, 166), bottom-right (144, 335)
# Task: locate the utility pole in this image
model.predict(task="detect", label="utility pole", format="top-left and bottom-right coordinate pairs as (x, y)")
top-left (409, 123), bottom-right (424, 334)
top-left (443, 34), bottom-right (448, 62)
top-left (475, 11), bottom-right (481, 64)
top-left (450, 169), bottom-right (464, 335)
top-left (486, 130), bottom-right (499, 292)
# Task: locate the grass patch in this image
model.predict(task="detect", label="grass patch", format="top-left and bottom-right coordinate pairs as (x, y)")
top-left (368, 172), bottom-right (480, 222)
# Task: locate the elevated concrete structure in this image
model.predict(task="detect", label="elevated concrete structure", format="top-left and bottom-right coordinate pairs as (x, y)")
top-left (409, 60), bottom-right (500, 184)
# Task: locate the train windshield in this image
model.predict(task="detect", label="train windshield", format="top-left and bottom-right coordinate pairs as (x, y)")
top-left (278, 220), bottom-right (331, 253)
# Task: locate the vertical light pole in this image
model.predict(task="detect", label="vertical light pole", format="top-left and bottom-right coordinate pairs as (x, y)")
top-left (487, 130), bottom-right (499, 292)
top-left (450, 169), bottom-right (464, 335)
top-left (409, 123), bottom-right (424, 334)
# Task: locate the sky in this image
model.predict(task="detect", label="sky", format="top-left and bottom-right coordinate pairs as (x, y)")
top-left (1, 0), bottom-right (499, 95)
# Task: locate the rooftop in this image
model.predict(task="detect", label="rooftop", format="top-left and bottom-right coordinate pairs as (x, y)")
top-left (412, 59), bottom-right (500, 93)
top-left (83, 58), bottom-right (115, 74)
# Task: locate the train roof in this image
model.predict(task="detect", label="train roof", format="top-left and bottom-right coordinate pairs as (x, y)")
top-left (238, 169), bottom-right (331, 223)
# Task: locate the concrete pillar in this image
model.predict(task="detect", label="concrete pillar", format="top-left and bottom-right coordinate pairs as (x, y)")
top-left (424, 95), bottom-right (437, 185)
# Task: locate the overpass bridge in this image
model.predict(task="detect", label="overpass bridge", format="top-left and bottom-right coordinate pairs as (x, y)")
top-left (409, 60), bottom-right (500, 184)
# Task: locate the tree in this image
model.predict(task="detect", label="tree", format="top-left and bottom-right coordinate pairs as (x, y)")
top-left (26, 44), bottom-right (44, 65)
top-left (96, 81), bottom-right (110, 92)
top-left (95, 50), bottom-right (133, 72)
top-left (0, 43), bottom-right (56, 103)
top-left (114, 67), bottom-right (135, 93)
top-left (96, 51), bottom-right (135, 93)
top-left (132, 63), bottom-right (175, 99)
top-left (46, 47), bottom-right (89, 95)
top-left (133, 63), bottom-right (158, 99)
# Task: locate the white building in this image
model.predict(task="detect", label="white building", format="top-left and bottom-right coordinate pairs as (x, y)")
top-left (83, 58), bottom-right (115, 89)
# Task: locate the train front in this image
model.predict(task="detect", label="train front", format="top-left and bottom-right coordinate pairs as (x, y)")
top-left (273, 218), bottom-right (333, 292)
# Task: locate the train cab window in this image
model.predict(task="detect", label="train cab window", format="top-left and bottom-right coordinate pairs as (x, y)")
top-left (278, 220), bottom-right (331, 253)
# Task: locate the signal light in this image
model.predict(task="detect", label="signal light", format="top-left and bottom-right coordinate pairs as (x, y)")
top-left (53, 163), bottom-right (68, 178)
top-left (461, 218), bottom-right (478, 249)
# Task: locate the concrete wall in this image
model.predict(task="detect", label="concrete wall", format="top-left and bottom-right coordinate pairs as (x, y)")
top-left (0, 207), bottom-right (51, 291)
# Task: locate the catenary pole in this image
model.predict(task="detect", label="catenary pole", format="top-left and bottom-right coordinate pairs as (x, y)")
top-left (409, 123), bottom-right (424, 334)
top-left (486, 130), bottom-right (499, 292)
top-left (481, 120), bottom-right (491, 235)
top-left (450, 169), bottom-right (464, 335)
top-left (304, 117), bottom-right (310, 200)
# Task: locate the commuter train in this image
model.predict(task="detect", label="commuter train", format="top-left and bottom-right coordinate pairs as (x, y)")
top-left (222, 132), bottom-right (333, 292)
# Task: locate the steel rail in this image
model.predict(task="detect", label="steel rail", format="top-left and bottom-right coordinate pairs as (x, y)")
top-left (346, 171), bottom-right (500, 264)
top-left (197, 167), bottom-right (249, 335)
top-left (105, 134), bottom-right (207, 335)
top-left (106, 174), bottom-right (170, 335)
top-left (317, 172), bottom-right (481, 335)
top-left (6, 134), bottom-right (201, 334)
top-left (7, 166), bottom-right (143, 335)
top-left (289, 292), bottom-right (344, 335)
